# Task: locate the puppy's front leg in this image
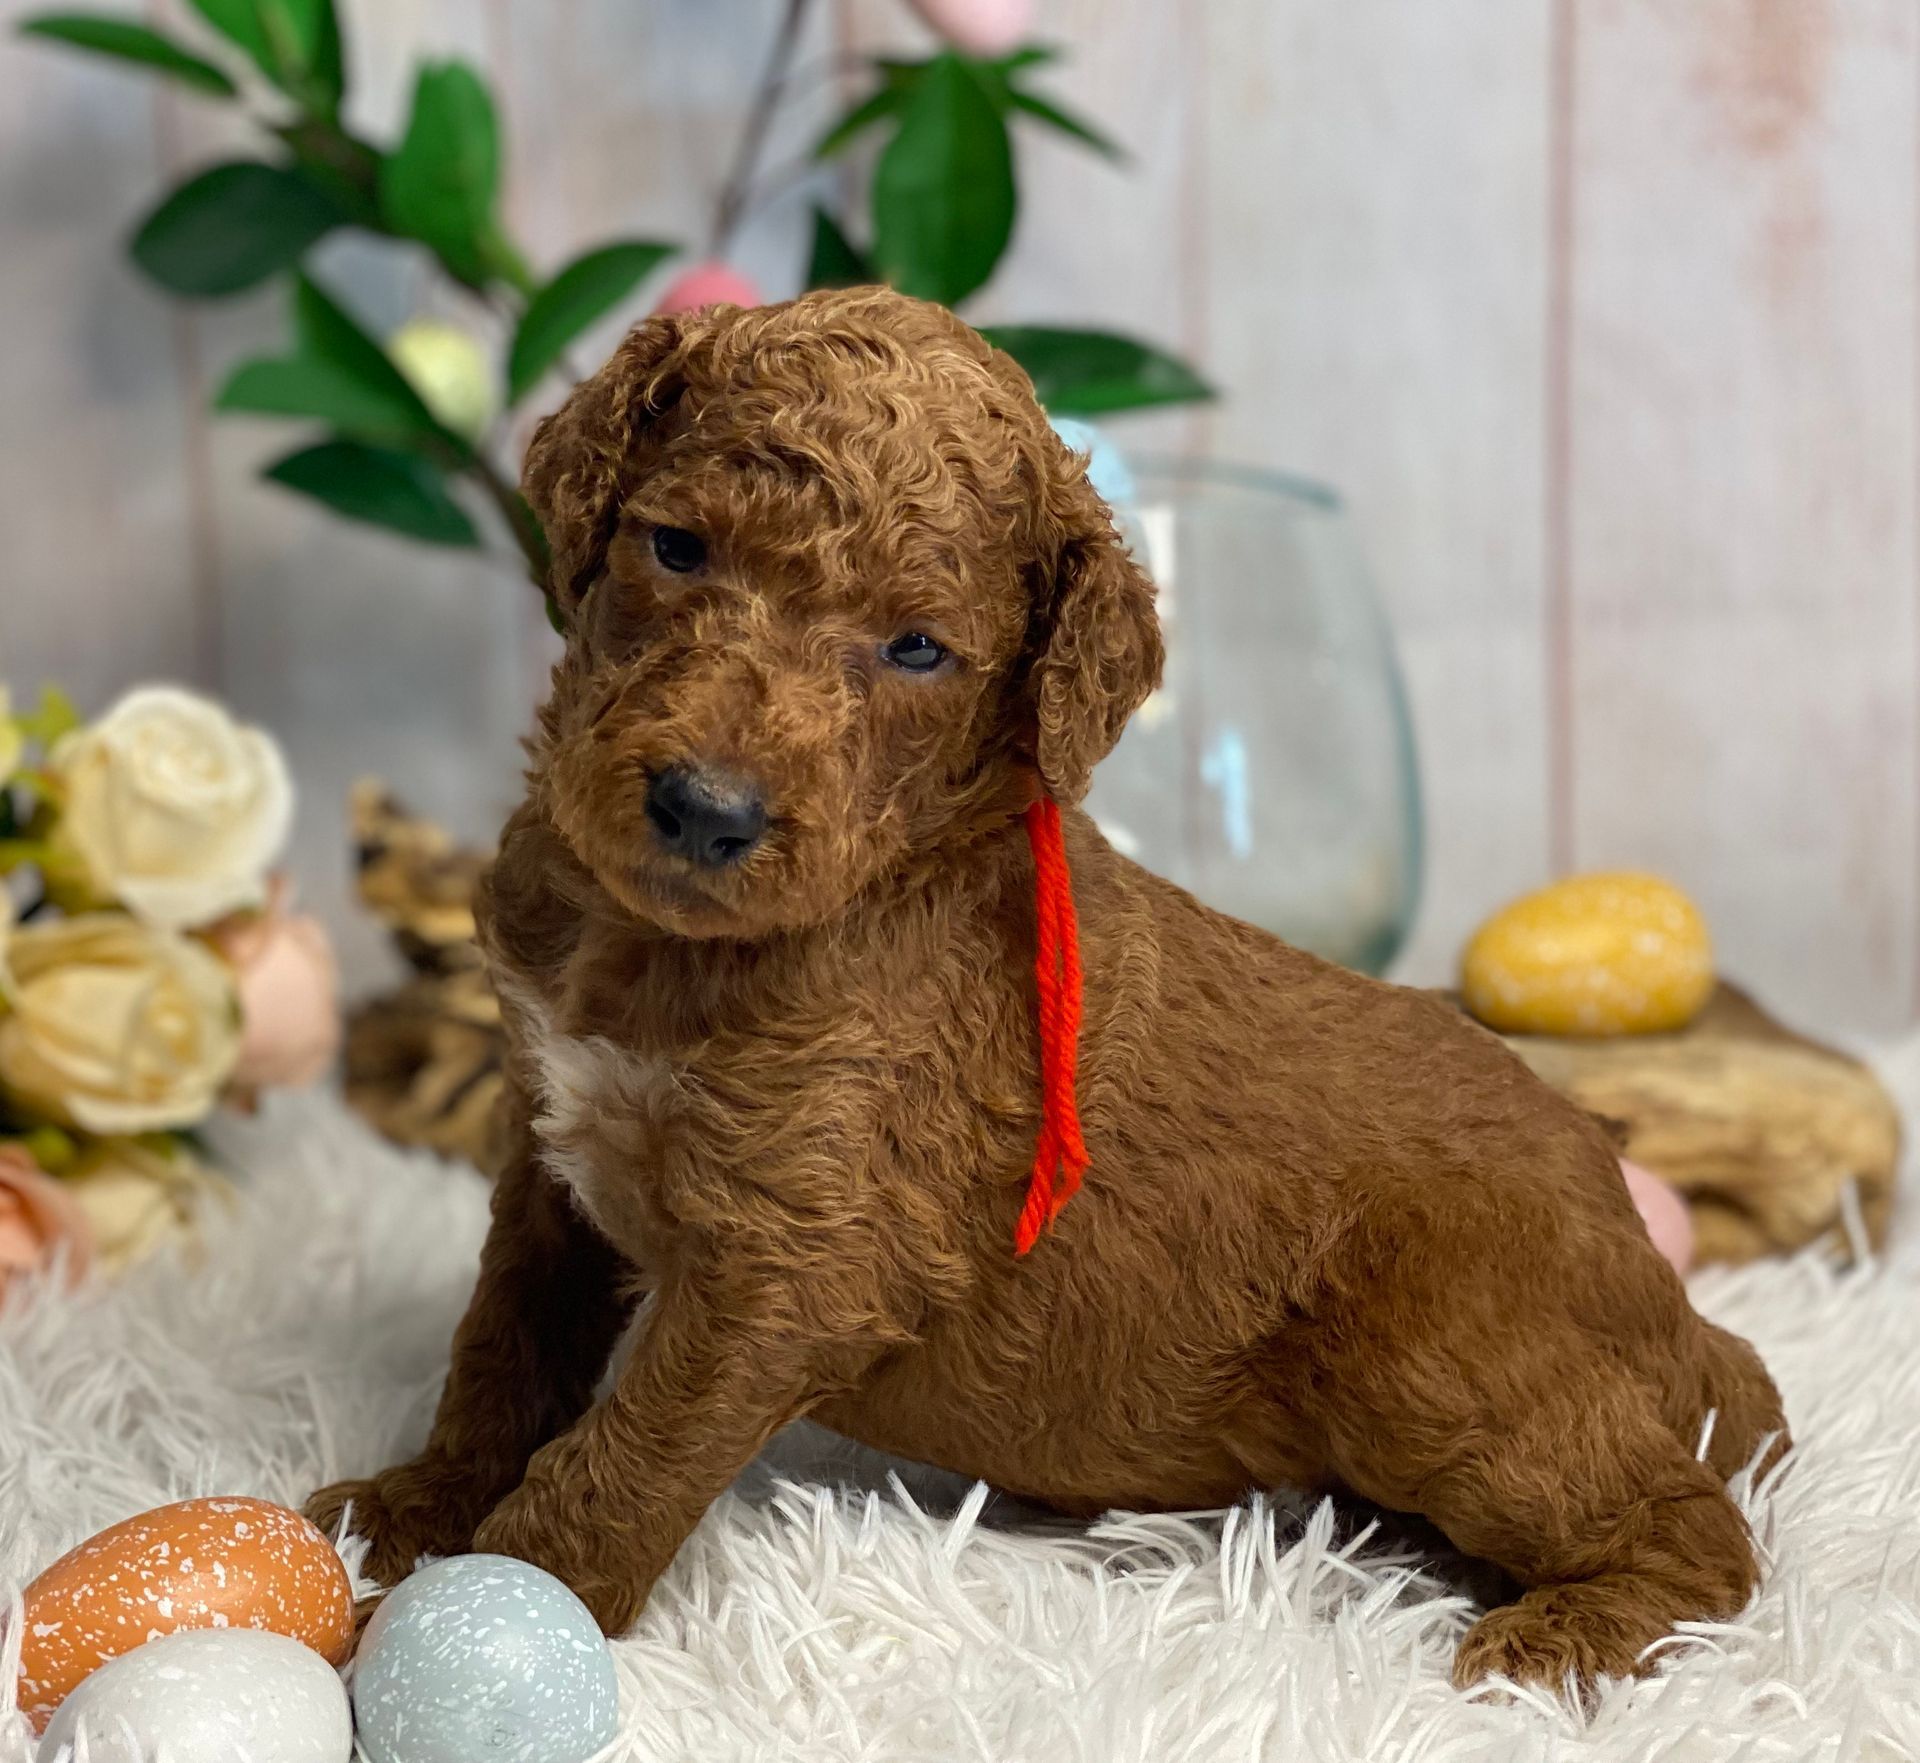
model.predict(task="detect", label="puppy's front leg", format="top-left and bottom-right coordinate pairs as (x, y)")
top-left (306, 1085), bottom-right (635, 1583)
top-left (472, 1260), bottom-right (838, 1634)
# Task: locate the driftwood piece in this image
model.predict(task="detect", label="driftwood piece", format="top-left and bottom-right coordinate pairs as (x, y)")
top-left (1492, 984), bottom-right (1900, 1265)
top-left (348, 779), bottom-right (490, 975)
top-left (344, 967), bottom-right (504, 1167)
top-left (342, 784), bottom-right (505, 1170)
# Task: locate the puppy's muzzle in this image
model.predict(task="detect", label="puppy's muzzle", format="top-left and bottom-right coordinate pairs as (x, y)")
top-left (645, 765), bottom-right (768, 869)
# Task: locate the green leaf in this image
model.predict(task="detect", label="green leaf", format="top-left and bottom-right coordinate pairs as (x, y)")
top-left (0, 839), bottom-right (55, 875)
top-left (806, 206), bottom-right (873, 290)
top-left (1007, 88), bottom-right (1121, 160)
top-left (185, 0), bottom-right (337, 105)
top-left (219, 276), bottom-right (454, 448)
top-left (969, 46), bottom-right (1073, 115)
top-left (476, 222), bottom-right (536, 298)
top-left (293, 276), bottom-right (445, 427)
top-left (979, 326), bottom-right (1214, 415)
top-left (307, 0), bottom-right (343, 111)
top-left (218, 357), bottom-right (419, 440)
top-left (129, 160), bottom-right (342, 297)
top-left (871, 54), bottom-right (1015, 307)
top-left (183, 0), bottom-right (268, 64)
top-left (17, 685), bottom-right (80, 747)
top-left (272, 117), bottom-right (382, 226)
top-left (507, 239), bottom-right (673, 401)
top-left (17, 14), bottom-right (238, 96)
top-left (21, 1126), bottom-right (77, 1177)
top-left (813, 83), bottom-right (907, 160)
top-left (264, 440), bottom-right (480, 545)
top-left (992, 45), bottom-right (1058, 75)
top-left (379, 61), bottom-right (500, 285)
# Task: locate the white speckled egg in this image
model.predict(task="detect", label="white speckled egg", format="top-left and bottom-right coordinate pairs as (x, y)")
top-left (352, 1555), bottom-right (619, 1763)
top-left (36, 1627), bottom-right (351, 1763)
top-left (19, 1495), bottom-right (354, 1731)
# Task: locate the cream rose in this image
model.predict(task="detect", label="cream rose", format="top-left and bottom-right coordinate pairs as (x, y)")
top-left (0, 913), bottom-right (241, 1132)
top-left (65, 1136), bottom-right (232, 1276)
top-left (52, 686), bottom-right (293, 930)
top-left (0, 684), bottom-right (23, 783)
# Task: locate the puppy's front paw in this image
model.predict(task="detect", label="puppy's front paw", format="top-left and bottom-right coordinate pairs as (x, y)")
top-left (304, 1462), bottom-right (482, 1589)
top-left (472, 1491), bottom-right (652, 1636)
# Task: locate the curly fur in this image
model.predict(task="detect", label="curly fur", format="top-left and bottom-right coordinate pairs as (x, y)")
top-left (309, 287), bottom-right (1787, 1697)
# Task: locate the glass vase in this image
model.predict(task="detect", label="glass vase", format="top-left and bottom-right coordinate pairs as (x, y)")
top-left (1086, 459), bottom-right (1423, 975)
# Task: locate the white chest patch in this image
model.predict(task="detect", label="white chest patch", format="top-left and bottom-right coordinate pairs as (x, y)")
top-left (497, 974), bottom-right (673, 1241)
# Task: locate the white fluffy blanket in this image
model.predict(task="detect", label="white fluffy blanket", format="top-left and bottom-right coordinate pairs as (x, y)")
top-left (4, 1048), bottom-right (1919, 1762)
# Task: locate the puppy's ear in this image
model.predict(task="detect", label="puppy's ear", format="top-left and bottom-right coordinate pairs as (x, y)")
top-left (520, 312), bottom-right (696, 613)
top-left (1023, 449), bottom-right (1164, 804)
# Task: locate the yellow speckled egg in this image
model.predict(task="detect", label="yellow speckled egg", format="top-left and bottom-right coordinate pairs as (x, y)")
top-left (1461, 872), bottom-right (1713, 1036)
top-left (18, 1495), bottom-right (353, 1733)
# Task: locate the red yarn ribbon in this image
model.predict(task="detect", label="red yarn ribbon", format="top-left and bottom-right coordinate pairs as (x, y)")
top-left (1015, 796), bottom-right (1089, 1256)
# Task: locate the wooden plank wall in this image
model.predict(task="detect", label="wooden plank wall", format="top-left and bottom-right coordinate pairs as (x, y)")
top-left (1, 0), bottom-right (1914, 1029)
top-left (1561, 0), bottom-right (1918, 1029)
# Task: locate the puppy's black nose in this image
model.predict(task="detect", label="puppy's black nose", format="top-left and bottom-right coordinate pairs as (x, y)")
top-left (645, 766), bottom-right (768, 868)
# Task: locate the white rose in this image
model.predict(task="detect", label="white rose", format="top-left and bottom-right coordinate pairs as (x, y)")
top-left (52, 686), bottom-right (293, 930)
top-left (0, 912), bottom-right (241, 1132)
top-left (0, 684), bottom-right (22, 783)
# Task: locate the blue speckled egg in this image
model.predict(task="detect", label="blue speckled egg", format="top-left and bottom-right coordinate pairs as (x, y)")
top-left (351, 1555), bottom-right (619, 1763)
top-left (1048, 415), bottom-right (1137, 512)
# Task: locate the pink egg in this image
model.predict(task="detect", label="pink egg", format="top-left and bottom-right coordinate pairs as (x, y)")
top-left (1621, 1158), bottom-right (1694, 1275)
top-left (653, 263), bottom-right (764, 316)
top-left (904, 0), bottom-right (1034, 56)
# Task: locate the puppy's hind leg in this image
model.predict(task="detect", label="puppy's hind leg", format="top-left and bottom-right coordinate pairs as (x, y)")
top-left (1326, 1349), bottom-right (1761, 1696)
top-left (1677, 1321), bottom-right (1790, 1484)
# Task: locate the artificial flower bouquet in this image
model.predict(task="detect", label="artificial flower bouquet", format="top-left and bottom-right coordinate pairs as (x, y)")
top-left (0, 684), bottom-right (341, 1298)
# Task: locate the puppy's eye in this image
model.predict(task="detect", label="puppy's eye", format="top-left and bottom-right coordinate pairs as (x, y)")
top-left (882, 633), bottom-right (949, 673)
top-left (651, 526), bottom-right (706, 573)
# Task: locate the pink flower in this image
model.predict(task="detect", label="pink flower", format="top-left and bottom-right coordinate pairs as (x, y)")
top-left (207, 882), bottom-right (342, 1093)
top-left (903, 0), bottom-right (1033, 57)
top-left (0, 1144), bottom-right (92, 1299)
top-left (652, 263), bottom-right (764, 316)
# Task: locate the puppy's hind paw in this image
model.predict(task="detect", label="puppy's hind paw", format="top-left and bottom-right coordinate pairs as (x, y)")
top-left (1452, 1584), bottom-right (1660, 1702)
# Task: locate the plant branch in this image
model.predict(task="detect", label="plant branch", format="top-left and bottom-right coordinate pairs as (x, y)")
top-left (709, 0), bottom-right (818, 255)
top-left (736, 149), bottom-right (830, 229)
top-left (755, 47), bottom-right (876, 112)
top-left (464, 450), bottom-right (548, 584)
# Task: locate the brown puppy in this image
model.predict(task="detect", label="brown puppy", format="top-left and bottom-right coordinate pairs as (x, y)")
top-left (309, 287), bottom-right (1786, 1694)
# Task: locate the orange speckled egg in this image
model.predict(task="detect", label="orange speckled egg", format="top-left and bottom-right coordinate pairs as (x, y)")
top-left (1461, 872), bottom-right (1714, 1036)
top-left (18, 1495), bottom-right (353, 1732)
